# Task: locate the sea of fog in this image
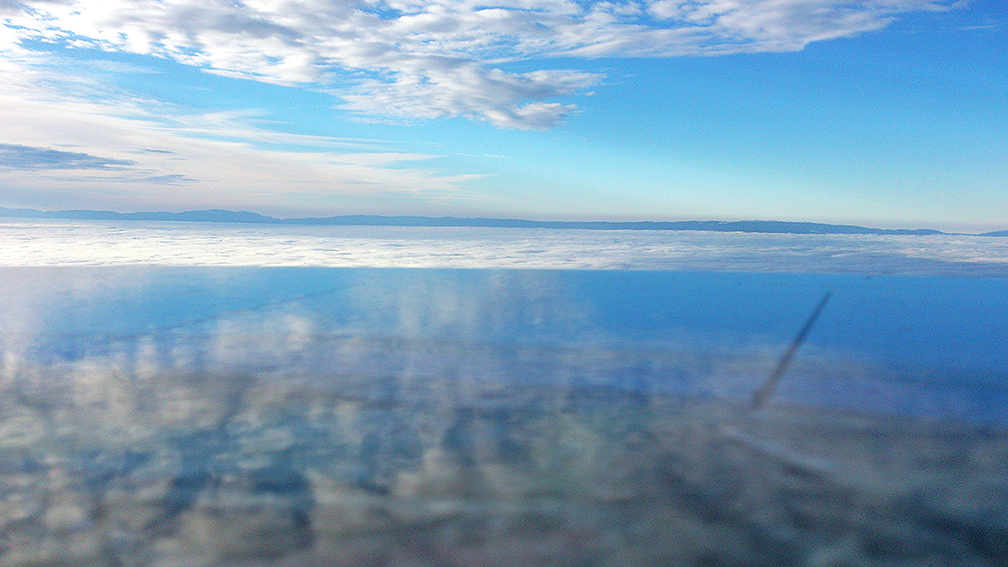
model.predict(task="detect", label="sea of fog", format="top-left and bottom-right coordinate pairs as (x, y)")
top-left (2, 219), bottom-right (1008, 274)
top-left (0, 220), bottom-right (1007, 566)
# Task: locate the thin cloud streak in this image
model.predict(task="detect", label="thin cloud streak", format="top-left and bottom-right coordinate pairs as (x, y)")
top-left (3, 0), bottom-right (956, 128)
top-left (0, 143), bottom-right (135, 170)
top-left (0, 73), bottom-right (481, 210)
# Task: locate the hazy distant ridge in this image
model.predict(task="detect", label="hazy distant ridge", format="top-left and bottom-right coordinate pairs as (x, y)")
top-left (0, 207), bottom-right (953, 235)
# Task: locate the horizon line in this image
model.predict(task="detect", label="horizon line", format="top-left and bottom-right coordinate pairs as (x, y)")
top-left (2, 206), bottom-right (1004, 237)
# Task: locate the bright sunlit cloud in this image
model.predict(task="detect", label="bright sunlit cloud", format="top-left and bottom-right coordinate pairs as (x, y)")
top-left (2, 0), bottom-right (954, 129)
top-left (3, 221), bottom-right (1007, 276)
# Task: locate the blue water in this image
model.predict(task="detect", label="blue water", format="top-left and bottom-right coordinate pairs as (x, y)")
top-left (6, 267), bottom-right (1007, 423)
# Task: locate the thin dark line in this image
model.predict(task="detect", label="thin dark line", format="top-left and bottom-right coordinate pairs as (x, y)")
top-left (751, 291), bottom-right (832, 410)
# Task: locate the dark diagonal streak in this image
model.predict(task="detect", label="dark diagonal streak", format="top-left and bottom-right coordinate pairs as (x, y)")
top-left (751, 291), bottom-right (832, 410)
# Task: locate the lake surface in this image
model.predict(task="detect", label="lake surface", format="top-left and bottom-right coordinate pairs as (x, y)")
top-left (3, 266), bottom-right (1007, 423)
top-left (0, 222), bottom-right (1006, 566)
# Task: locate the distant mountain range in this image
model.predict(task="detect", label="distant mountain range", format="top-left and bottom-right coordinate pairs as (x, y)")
top-left (1, 206), bottom-right (997, 236)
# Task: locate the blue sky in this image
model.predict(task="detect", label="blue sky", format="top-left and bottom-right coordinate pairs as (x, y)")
top-left (0, 0), bottom-right (1005, 231)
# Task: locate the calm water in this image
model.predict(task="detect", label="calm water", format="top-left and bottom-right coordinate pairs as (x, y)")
top-left (1, 226), bottom-right (1007, 565)
top-left (4, 267), bottom-right (1006, 422)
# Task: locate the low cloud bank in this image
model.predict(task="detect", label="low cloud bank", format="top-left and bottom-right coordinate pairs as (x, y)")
top-left (1, 221), bottom-right (1006, 276)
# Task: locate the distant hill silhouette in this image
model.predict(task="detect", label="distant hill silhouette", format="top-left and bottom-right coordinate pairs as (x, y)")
top-left (0, 206), bottom-right (955, 235)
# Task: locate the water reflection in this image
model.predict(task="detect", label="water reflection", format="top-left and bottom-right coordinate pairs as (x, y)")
top-left (0, 268), bottom-right (1005, 566)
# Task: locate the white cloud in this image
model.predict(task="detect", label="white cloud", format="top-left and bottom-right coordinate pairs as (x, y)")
top-left (0, 74), bottom-right (477, 210)
top-left (343, 61), bottom-right (598, 128)
top-left (0, 24), bottom-right (475, 201)
top-left (3, 223), bottom-right (1006, 276)
top-left (3, 0), bottom-right (954, 128)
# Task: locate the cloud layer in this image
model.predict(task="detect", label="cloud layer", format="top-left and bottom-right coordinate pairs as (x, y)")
top-left (3, 0), bottom-right (953, 128)
top-left (3, 221), bottom-right (1006, 277)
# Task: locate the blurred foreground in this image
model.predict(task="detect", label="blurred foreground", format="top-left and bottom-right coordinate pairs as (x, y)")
top-left (0, 370), bottom-right (1005, 566)
top-left (0, 267), bottom-right (1005, 566)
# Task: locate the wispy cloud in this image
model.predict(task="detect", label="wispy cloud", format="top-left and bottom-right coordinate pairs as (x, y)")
top-left (2, 0), bottom-right (955, 129)
top-left (0, 143), bottom-right (134, 170)
top-left (0, 77), bottom-right (480, 210)
top-left (144, 173), bottom-right (197, 184)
